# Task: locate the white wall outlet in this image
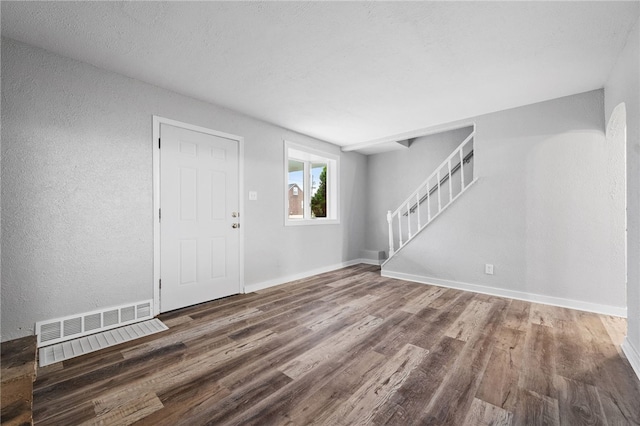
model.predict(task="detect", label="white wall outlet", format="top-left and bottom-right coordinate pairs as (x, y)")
top-left (249, 191), bottom-right (258, 201)
top-left (485, 264), bottom-right (494, 275)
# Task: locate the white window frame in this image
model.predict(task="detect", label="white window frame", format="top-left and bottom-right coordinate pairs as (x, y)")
top-left (284, 140), bottom-right (340, 226)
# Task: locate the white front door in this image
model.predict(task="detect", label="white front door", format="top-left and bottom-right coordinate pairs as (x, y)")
top-left (159, 123), bottom-right (240, 312)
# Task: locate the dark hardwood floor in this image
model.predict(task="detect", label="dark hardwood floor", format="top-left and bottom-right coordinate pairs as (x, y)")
top-left (32, 264), bottom-right (640, 425)
top-left (1, 335), bottom-right (37, 425)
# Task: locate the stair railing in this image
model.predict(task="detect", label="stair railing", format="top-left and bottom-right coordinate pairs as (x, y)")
top-left (386, 131), bottom-right (476, 259)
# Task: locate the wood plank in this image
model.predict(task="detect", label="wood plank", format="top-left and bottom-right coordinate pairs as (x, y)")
top-left (368, 285), bottom-right (432, 318)
top-left (371, 306), bottom-right (440, 355)
top-left (1, 336), bottom-right (37, 426)
top-left (303, 295), bottom-right (379, 332)
top-left (400, 285), bottom-right (449, 314)
top-left (1, 379), bottom-right (35, 426)
top-left (372, 289), bottom-right (469, 359)
top-left (502, 299), bottom-right (531, 331)
top-left (475, 326), bottom-right (525, 411)
top-left (133, 379), bottom-right (230, 425)
top-left (529, 302), bottom-right (555, 327)
top-left (119, 310), bottom-right (252, 359)
top-left (408, 291), bottom-right (476, 351)
top-left (519, 323), bottom-right (557, 398)
top-left (575, 311), bottom-right (640, 424)
top-left (228, 350), bottom-right (388, 426)
top-left (511, 388), bottom-right (560, 426)
top-left (231, 299), bottom-right (333, 338)
top-left (322, 344), bottom-right (429, 425)
top-left (371, 336), bottom-right (466, 424)
top-left (86, 392), bottom-right (164, 426)
top-left (553, 375), bottom-right (608, 426)
top-left (428, 287), bottom-right (467, 309)
top-left (599, 315), bottom-right (626, 347)
top-left (279, 315), bottom-right (384, 379)
top-left (326, 271), bottom-right (375, 288)
top-left (444, 299), bottom-right (494, 342)
top-left (281, 351), bottom-right (388, 425)
top-left (34, 401), bottom-right (97, 426)
top-left (419, 299), bottom-right (509, 425)
top-left (318, 276), bottom-right (389, 306)
top-left (553, 312), bottom-right (599, 386)
top-left (176, 370), bottom-right (293, 425)
top-left (462, 398), bottom-right (513, 426)
top-left (1, 336), bottom-right (37, 382)
top-left (84, 329), bottom-right (277, 405)
top-left (161, 315), bottom-right (192, 327)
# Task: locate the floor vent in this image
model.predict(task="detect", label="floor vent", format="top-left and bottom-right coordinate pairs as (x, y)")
top-left (38, 318), bottom-right (168, 367)
top-left (35, 300), bottom-right (154, 347)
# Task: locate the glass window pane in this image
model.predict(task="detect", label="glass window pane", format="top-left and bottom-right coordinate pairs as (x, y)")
top-left (310, 163), bottom-right (327, 218)
top-left (288, 160), bottom-right (304, 219)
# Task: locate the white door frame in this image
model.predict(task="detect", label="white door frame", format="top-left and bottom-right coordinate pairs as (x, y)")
top-left (152, 115), bottom-right (245, 315)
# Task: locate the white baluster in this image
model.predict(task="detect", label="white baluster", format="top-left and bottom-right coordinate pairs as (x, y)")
top-left (427, 180), bottom-right (431, 221)
top-left (387, 210), bottom-right (394, 256)
top-left (398, 212), bottom-right (403, 248)
top-left (416, 192), bottom-right (421, 230)
top-left (459, 147), bottom-right (465, 191)
top-left (448, 158), bottom-right (453, 203)
top-left (437, 170), bottom-right (442, 213)
top-left (406, 202), bottom-right (412, 239)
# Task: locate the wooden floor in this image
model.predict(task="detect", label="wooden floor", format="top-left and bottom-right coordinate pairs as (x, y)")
top-left (1, 335), bottom-right (37, 425)
top-left (33, 264), bottom-right (640, 425)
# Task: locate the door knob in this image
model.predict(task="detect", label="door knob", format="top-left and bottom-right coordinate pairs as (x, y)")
top-left (232, 223), bottom-right (240, 229)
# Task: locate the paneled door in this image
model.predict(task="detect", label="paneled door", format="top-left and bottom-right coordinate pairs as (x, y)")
top-left (159, 123), bottom-right (240, 312)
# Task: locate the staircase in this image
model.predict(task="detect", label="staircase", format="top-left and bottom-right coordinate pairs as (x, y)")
top-left (383, 130), bottom-right (477, 265)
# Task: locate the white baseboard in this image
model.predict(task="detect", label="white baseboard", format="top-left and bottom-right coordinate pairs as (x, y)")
top-left (244, 259), bottom-right (372, 293)
top-left (381, 270), bottom-right (627, 318)
top-left (622, 338), bottom-right (640, 381)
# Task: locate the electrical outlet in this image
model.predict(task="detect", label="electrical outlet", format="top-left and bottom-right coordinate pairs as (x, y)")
top-left (485, 264), bottom-right (494, 275)
top-left (249, 191), bottom-right (258, 201)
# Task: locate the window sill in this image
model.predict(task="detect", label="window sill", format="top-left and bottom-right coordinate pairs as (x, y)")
top-left (285, 218), bottom-right (340, 226)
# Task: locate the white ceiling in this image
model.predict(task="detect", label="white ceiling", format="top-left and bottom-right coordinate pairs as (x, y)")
top-left (2, 1), bottom-right (639, 153)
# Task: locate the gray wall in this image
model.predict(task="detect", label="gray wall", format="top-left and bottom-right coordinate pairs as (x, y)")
top-left (1, 38), bottom-right (367, 341)
top-left (605, 17), bottom-right (640, 358)
top-left (374, 90), bottom-right (626, 311)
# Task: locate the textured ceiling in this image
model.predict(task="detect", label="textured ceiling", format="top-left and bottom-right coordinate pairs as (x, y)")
top-left (2, 1), bottom-right (639, 152)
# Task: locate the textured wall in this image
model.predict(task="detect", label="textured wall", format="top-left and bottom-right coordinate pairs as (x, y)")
top-left (605, 17), bottom-right (640, 359)
top-left (1, 38), bottom-right (367, 341)
top-left (376, 90), bottom-right (627, 312)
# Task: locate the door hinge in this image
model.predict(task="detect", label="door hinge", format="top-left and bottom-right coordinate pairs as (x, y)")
top-left (159, 208), bottom-right (161, 221)
top-left (158, 138), bottom-right (161, 149)
top-left (159, 279), bottom-right (162, 289)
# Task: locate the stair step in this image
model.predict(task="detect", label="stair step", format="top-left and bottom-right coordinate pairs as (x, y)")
top-left (1, 336), bottom-right (37, 426)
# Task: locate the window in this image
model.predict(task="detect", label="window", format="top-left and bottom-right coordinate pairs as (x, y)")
top-left (285, 141), bottom-right (339, 225)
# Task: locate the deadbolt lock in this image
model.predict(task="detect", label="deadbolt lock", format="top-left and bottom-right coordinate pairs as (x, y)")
top-left (232, 212), bottom-right (239, 218)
